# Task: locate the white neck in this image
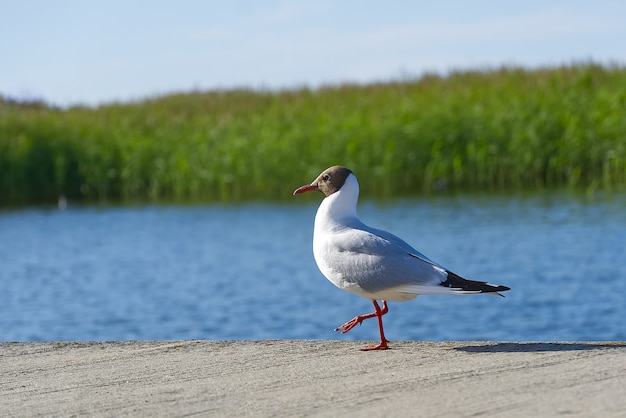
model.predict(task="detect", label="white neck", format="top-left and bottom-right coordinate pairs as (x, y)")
top-left (315, 173), bottom-right (359, 227)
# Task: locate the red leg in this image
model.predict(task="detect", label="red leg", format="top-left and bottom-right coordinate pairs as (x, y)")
top-left (361, 300), bottom-right (390, 351)
top-left (335, 300), bottom-right (390, 350)
top-left (335, 309), bottom-right (378, 333)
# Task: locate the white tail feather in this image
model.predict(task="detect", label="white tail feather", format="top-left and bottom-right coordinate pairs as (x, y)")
top-left (400, 284), bottom-right (482, 296)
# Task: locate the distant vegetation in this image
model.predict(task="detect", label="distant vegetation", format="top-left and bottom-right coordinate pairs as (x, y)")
top-left (1, 63), bottom-right (625, 205)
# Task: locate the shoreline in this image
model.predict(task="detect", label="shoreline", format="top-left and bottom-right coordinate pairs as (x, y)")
top-left (2, 340), bottom-right (625, 417)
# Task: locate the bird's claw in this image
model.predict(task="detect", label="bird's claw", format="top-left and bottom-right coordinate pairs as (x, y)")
top-left (334, 316), bottom-right (362, 334)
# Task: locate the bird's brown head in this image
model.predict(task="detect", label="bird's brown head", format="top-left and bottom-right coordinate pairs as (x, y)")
top-left (293, 166), bottom-right (354, 197)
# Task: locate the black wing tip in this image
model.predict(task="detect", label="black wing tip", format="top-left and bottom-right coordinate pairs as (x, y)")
top-left (489, 284), bottom-right (511, 293)
top-left (442, 271), bottom-right (511, 294)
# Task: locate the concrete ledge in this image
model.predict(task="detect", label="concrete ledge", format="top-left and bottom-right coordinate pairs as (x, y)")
top-left (2, 340), bottom-right (625, 417)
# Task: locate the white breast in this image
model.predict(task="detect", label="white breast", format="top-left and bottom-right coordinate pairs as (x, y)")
top-left (312, 174), bottom-right (369, 294)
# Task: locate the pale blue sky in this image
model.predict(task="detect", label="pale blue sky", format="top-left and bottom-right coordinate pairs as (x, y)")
top-left (2, 0), bottom-right (625, 107)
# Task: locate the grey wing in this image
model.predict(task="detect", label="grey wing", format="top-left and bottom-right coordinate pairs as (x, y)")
top-left (367, 226), bottom-right (438, 265)
top-left (329, 223), bottom-right (448, 294)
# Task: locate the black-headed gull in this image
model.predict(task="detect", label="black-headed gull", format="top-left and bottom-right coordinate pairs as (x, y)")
top-left (293, 166), bottom-right (510, 350)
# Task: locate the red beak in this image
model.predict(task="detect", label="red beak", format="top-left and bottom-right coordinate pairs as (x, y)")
top-left (293, 184), bottom-right (319, 195)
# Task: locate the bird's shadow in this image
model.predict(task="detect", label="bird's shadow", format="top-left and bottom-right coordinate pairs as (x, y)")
top-left (454, 342), bottom-right (626, 353)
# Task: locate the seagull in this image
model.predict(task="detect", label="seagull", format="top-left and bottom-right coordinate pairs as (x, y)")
top-left (293, 166), bottom-right (510, 350)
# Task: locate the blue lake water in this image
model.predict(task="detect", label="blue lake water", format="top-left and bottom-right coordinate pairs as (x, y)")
top-left (1, 192), bottom-right (625, 342)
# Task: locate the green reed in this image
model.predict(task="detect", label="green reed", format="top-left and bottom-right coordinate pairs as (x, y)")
top-left (1, 63), bottom-right (625, 205)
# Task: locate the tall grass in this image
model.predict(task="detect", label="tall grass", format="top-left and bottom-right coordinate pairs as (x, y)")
top-left (1, 63), bottom-right (625, 205)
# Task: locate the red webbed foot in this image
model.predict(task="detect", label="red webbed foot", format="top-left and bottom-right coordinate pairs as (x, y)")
top-left (361, 340), bottom-right (390, 351)
top-left (335, 314), bottom-right (373, 334)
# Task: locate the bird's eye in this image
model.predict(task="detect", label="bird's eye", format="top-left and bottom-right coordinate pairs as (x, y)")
top-left (322, 173), bottom-right (331, 181)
